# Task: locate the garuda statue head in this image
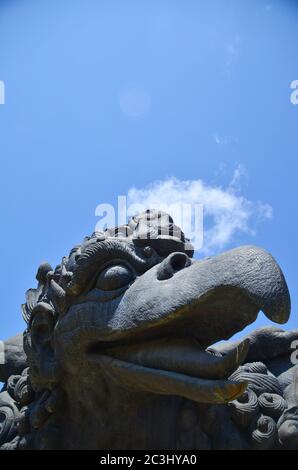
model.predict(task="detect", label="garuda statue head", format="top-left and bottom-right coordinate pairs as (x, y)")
top-left (1, 210), bottom-right (297, 450)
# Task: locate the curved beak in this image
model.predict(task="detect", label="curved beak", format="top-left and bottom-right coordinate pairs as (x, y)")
top-left (109, 245), bottom-right (290, 347)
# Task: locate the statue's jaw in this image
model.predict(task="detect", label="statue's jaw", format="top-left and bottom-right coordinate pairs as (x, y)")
top-left (97, 357), bottom-right (247, 405)
top-left (87, 336), bottom-right (249, 404)
top-left (96, 336), bottom-right (250, 380)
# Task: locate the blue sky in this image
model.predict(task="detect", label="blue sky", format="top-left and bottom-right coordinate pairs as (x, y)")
top-left (0, 0), bottom-right (297, 341)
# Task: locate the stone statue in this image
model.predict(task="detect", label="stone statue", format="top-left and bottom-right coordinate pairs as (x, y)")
top-left (0, 210), bottom-right (297, 450)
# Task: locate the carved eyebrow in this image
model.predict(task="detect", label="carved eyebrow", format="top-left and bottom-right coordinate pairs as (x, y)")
top-left (65, 239), bottom-right (151, 296)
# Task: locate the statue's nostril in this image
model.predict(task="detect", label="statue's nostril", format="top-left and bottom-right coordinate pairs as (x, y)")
top-left (157, 252), bottom-right (191, 280)
top-left (170, 253), bottom-right (190, 272)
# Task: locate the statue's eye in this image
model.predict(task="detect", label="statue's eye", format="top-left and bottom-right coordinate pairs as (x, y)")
top-left (95, 264), bottom-right (133, 291)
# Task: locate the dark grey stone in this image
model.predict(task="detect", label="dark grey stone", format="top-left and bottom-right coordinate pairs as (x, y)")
top-left (0, 210), bottom-right (296, 449)
top-left (0, 334), bottom-right (27, 382)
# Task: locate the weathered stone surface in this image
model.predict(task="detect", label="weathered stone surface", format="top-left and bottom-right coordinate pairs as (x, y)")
top-left (0, 334), bottom-right (27, 382)
top-left (0, 210), bottom-right (296, 449)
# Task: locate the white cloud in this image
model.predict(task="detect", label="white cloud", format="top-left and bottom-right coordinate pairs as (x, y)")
top-left (127, 168), bottom-right (273, 256)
